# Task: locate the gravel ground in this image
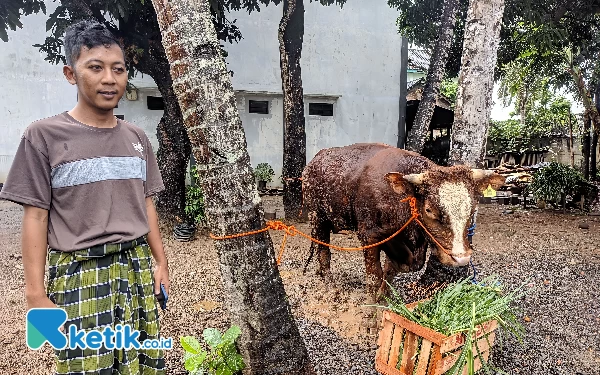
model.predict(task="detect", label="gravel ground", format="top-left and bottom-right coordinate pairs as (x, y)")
top-left (0, 196), bottom-right (599, 374)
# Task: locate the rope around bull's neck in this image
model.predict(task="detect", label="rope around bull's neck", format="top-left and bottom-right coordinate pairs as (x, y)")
top-left (209, 196), bottom-right (455, 264)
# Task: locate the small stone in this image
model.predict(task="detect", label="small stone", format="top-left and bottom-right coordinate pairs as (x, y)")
top-left (579, 223), bottom-right (590, 229)
top-left (524, 316), bottom-right (532, 322)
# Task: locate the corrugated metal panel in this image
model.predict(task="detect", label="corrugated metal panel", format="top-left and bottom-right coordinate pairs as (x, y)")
top-left (408, 49), bottom-right (430, 72)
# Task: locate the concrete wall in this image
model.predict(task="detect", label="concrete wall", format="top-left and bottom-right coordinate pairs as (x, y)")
top-left (225, 1), bottom-right (404, 186)
top-left (0, 2), bottom-right (77, 183)
top-left (548, 136), bottom-right (600, 172)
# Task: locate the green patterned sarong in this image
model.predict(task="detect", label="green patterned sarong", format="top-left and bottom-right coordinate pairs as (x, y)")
top-left (47, 236), bottom-right (165, 374)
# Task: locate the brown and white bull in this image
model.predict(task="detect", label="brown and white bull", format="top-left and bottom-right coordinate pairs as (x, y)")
top-left (301, 143), bottom-right (505, 304)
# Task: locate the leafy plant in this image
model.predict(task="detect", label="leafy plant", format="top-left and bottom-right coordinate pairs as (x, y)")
top-left (253, 163), bottom-right (274, 182)
top-left (185, 165), bottom-right (205, 224)
top-left (380, 276), bottom-right (526, 375)
top-left (529, 161), bottom-right (586, 206)
top-left (440, 78), bottom-right (458, 107)
top-left (181, 326), bottom-right (245, 375)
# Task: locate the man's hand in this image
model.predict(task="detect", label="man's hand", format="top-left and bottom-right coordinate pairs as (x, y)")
top-left (26, 293), bottom-right (58, 310)
top-left (26, 293), bottom-right (65, 332)
top-left (153, 262), bottom-right (170, 295)
top-left (145, 197), bottom-right (170, 296)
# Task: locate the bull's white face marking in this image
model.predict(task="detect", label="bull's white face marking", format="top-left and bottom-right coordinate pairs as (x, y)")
top-left (438, 182), bottom-right (471, 258)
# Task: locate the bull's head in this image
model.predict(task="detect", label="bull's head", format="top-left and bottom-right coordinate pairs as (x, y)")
top-left (385, 167), bottom-right (505, 267)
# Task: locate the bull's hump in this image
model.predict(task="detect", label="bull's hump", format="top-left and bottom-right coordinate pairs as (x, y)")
top-left (438, 182), bottom-right (471, 256)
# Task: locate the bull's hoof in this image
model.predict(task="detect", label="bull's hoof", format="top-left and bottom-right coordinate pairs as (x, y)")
top-left (317, 270), bottom-right (335, 287)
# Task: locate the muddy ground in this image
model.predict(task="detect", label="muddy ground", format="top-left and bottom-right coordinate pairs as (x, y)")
top-left (0, 196), bottom-right (599, 374)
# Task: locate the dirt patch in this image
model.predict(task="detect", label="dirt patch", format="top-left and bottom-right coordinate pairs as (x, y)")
top-left (0, 197), bottom-right (599, 374)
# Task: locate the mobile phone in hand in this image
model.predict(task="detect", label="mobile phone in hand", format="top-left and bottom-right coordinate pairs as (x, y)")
top-left (155, 284), bottom-right (168, 310)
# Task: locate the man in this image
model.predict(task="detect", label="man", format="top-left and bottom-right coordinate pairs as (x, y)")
top-left (0, 20), bottom-right (169, 374)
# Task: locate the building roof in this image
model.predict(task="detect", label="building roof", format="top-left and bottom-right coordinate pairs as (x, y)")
top-left (408, 49), bottom-right (430, 72)
top-left (406, 77), bottom-right (454, 111)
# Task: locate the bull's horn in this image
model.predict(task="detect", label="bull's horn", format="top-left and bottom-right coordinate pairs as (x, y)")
top-left (403, 173), bottom-right (425, 185)
top-left (471, 169), bottom-right (494, 180)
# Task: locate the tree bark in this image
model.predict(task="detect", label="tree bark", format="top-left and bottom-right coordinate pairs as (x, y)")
top-left (448, 0), bottom-right (506, 167)
top-left (153, 74), bottom-right (192, 223)
top-left (406, 0), bottom-right (460, 153)
top-left (583, 115), bottom-right (591, 180)
top-left (118, 12), bottom-right (189, 224)
top-left (591, 130), bottom-right (598, 180)
top-left (279, 0), bottom-right (307, 221)
top-left (150, 1), bottom-right (314, 374)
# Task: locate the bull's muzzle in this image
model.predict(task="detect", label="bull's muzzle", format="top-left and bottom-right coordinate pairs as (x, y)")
top-left (450, 254), bottom-right (471, 266)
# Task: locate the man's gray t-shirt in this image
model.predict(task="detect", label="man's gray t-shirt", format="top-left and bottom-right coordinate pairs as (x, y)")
top-left (0, 112), bottom-right (165, 251)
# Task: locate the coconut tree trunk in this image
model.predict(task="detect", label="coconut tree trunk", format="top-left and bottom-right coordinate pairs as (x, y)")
top-left (153, 74), bottom-right (191, 223)
top-left (591, 130), bottom-right (598, 180)
top-left (449, 0), bottom-right (506, 167)
top-left (279, 0), bottom-right (307, 220)
top-left (406, 0), bottom-right (460, 153)
top-left (150, 1), bottom-right (314, 374)
top-left (583, 115), bottom-right (591, 180)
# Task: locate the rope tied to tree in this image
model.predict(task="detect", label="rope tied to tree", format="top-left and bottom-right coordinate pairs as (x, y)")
top-left (209, 196), bottom-right (454, 265)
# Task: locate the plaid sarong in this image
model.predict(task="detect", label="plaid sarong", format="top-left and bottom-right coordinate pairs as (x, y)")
top-left (47, 236), bottom-right (165, 374)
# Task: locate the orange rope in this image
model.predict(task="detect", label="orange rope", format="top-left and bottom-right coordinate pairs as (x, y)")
top-left (209, 196), bottom-right (452, 265)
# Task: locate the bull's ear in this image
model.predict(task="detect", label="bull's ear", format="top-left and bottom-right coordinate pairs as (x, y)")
top-left (385, 172), bottom-right (421, 195)
top-left (472, 169), bottom-right (505, 192)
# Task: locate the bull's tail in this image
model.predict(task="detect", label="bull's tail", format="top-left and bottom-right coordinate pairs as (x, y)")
top-left (302, 245), bottom-right (315, 275)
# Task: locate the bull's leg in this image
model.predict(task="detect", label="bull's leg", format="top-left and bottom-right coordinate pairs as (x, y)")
top-left (363, 247), bottom-right (383, 300)
top-left (306, 213), bottom-right (333, 283)
top-left (377, 257), bottom-right (400, 299)
top-left (362, 246), bottom-right (383, 329)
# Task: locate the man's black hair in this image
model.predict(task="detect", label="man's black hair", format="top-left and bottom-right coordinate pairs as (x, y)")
top-left (63, 20), bottom-right (124, 66)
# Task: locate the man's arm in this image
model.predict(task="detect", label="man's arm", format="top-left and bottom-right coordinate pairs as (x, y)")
top-left (145, 197), bottom-right (170, 294)
top-left (22, 205), bottom-right (55, 308)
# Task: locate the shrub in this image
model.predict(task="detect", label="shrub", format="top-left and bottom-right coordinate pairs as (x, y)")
top-left (253, 163), bottom-right (274, 182)
top-left (185, 165), bottom-right (205, 224)
top-left (529, 162), bottom-right (586, 206)
top-left (181, 326), bottom-right (245, 375)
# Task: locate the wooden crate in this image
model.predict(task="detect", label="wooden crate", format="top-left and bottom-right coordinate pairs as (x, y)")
top-left (375, 302), bottom-right (498, 375)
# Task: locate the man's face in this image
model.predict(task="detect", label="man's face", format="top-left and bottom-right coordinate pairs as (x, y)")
top-left (64, 43), bottom-right (127, 112)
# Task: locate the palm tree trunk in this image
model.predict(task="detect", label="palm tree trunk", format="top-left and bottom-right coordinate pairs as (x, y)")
top-left (279, 0), bottom-right (307, 220)
top-left (153, 72), bottom-right (191, 224)
top-left (449, 0), bottom-right (506, 167)
top-left (150, 0), bottom-right (314, 373)
top-left (406, 0), bottom-right (460, 153)
top-left (583, 115), bottom-right (591, 180)
top-left (591, 130), bottom-right (598, 180)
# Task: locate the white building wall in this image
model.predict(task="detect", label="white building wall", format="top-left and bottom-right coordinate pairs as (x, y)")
top-left (0, 3), bottom-right (77, 183)
top-left (225, 1), bottom-right (404, 185)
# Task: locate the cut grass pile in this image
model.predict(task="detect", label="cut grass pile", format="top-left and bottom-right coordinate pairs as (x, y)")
top-left (382, 276), bottom-right (527, 374)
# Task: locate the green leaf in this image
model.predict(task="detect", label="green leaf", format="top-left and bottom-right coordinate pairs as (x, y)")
top-left (203, 328), bottom-right (222, 349)
top-left (215, 362), bottom-right (234, 375)
top-left (221, 325), bottom-right (241, 343)
top-left (184, 351), bottom-right (208, 371)
top-left (226, 353), bottom-right (246, 371)
top-left (180, 336), bottom-right (203, 354)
